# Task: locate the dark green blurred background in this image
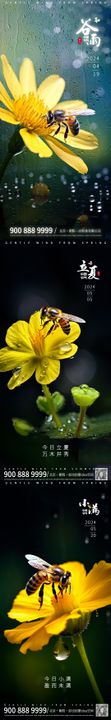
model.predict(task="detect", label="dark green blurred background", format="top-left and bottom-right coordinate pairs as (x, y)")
top-left (0, 243), bottom-right (111, 467)
top-left (1, 482), bottom-right (111, 709)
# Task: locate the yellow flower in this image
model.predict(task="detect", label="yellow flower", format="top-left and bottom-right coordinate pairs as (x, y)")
top-left (0, 55), bottom-right (98, 173)
top-left (4, 560), bottom-right (111, 654)
top-left (0, 310), bottom-right (80, 388)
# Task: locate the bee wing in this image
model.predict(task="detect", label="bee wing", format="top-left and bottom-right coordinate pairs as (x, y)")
top-left (63, 313), bottom-right (86, 324)
top-left (65, 108), bottom-right (95, 117)
top-left (69, 314), bottom-right (86, 324)
top-left (25, 554), bottom-right (50, 570)
top-left (75, 108), bottom-right (95, 117)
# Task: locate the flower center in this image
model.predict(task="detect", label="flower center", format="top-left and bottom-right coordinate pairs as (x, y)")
top-left (51, 590), bottom-right (75, 617)
top-left (29, 328), bottom-right (45, 356)
top-left (13, 92), bottom-right (53, 135)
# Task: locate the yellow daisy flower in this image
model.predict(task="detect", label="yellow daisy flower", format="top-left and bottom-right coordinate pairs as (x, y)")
top-left (0, 55), bottom-right (98, 173)
top-left (0, 310), bottom-right (80, 388)
top-left (4, 560), bottom-right (111, 654)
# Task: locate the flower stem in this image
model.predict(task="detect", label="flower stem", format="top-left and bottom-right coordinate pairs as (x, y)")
top-left (0, 151), bottom-right (12, 181)
top-left (0, 130), bottom-right (25, 182)
top-left (74, 634), bottom-right (103, 703)
top-left (75, 407), bottom-right (86, 438)
top-left (43, 385), bottom-right (62, 429)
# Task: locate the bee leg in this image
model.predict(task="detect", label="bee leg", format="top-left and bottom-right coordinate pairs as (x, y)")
top-left (41, 319), bottom-right (50, 328)
top-left (68, 583), bottom-right (71, 594)
top-left (38, 583), bottom-right (44, 608)
top-left (48, 119), bottom-right (55, 127)
top-left (63, 123), bottom-right (69, 140)
top-left (46, 320), bottom-right (59, 336)
top-left (58, 584), bottom-right (63, 597)
top-left (52, 581), bottom-right (58, 601)
top-left (54, 123), bottom-right (61, 136)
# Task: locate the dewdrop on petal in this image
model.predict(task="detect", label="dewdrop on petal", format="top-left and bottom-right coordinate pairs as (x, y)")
top-left (53, 635), bottom-right (70, 661)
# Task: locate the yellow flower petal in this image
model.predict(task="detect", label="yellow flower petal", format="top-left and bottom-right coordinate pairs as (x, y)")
top-left (7, 359), bottom-right (36, 389)
top-left (38, 75), bottom-right (65, 109)
top-left (6, 320), bottom-right (32, 351)
top-left (49, 342), bottom-right (78, 360)
top-left (8, 586), bottom-right (53, 622)
top-left (79, 561), bottom-right (111, 612)
top-left (47, 136), bottom-right (88, 173)
top-left (35, 358), bottom-right (60, 385)
top-left (20, 623), bottom-right (50, 654)
top-left (29, 310), bottom-right (52, 339)
top-left (55, 100), bottom-right (88, 111)
top-left (4, 620), bottom-right (42, 644)
top-left (1, 55), bottom-right (22, 99)
top-left (0, 81), bottom-right (13, 110)
top-left (29, 310), bottom-right (43, 334)
top-left (55, 127), bottom-right (99, 151)
top-left (0, 107), bottom-right (19, 124)
top-left (0, 348), bottom-right (33, 371)
top-left (20, 128), bottom-right (52, 156)
top-left (4, 619), bottom-right (50, 654)
top-left (19, 58), bottom-right (37, 95)
top-left (45, 321), bottom-right (81, 354)
top-left (46, 614), bottom-right (69, 636)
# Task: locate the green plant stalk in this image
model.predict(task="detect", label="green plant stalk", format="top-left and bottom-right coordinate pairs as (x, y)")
top-left (0, 151), bottom-right (12, 181)
top-left (42, 385), bottom-right (62, 429)
top-left (74, 634), bottom-right (103, 703)
top-left (75, 407), bottom-right (86, 438)
top-left (0, 129), bottom-right (25, 181)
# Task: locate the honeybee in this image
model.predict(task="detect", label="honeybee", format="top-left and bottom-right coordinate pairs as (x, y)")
top-left (47, 106), bottom-right (95, 140)
top-left (41, 305), bottom-right (85, 336)
top-left (25, 554), bottom-right (71, 607)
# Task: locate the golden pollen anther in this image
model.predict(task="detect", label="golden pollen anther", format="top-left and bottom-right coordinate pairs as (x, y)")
top-left (13, 93), bottom-right (53, 135)
top-left (29, 329), bottom-right (45, 357)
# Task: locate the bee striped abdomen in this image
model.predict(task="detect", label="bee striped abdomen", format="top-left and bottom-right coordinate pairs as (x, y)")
top-left (60, 319), bottom-right (70, 335)
top-left (26, 573), bottom-right (39, 595)
top-left (72, 118), bottom-right (80, 136)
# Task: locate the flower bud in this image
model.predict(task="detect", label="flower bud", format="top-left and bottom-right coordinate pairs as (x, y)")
top-left (71, 384), bottom-right (100, 409)
top-left (12, 418), bottom-right (35, 436)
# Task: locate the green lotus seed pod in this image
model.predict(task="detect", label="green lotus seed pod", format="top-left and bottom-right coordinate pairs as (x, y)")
top-left (71, 384), bottom-right (100, 408)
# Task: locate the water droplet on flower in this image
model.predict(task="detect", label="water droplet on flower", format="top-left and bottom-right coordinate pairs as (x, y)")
top-left (59, 344), bottom-right (71, 353)
top-left (13, 367), bottom-right (21, 378)
top-left (53, 636), bottom-right (70, 661)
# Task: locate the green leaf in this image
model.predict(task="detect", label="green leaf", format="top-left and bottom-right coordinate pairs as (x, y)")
top-left (12, 418), bottom-right (36, 436)
top-left (71, 384), bottom-right (100, 408)
top-left (36, 396), bottom-right (49, 413)
top-left (41, 412), bottom-right (111, 439)
top-left (36, 391), bottom-right (65, 414)
top-left (52, 392), bottom-right (65, 411)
